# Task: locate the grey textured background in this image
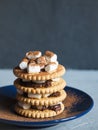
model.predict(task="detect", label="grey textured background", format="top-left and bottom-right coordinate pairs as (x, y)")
top-left (0, 0), bottom-right (97, 69)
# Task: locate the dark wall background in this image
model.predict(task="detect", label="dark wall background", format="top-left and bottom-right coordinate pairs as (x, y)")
top-left (0, 0), bottom-right (98, 69)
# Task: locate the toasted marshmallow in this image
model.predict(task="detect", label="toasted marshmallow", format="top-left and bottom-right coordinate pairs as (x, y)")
top-left (19, 58), bottom-right (28, 69)
top-left (17, 89), bottom-right (23, 95)
top-left (45, 51), bottom-right (57, 63)
top-left (33, 51), bottom-right (42, 58)
top-left (45, 62), bottom-right (58, 72)
top-left (39, 63), bottom-right (45, 69)
top-left (52, 78), bottom-right (60, 82)
top-left (26, 51), bottom-right (42, 59)
top-left (18, 102), bottom-right (31, 109)
top-left (45, 51), bottom-right (54, 57)
top-left (33, 80), bottom-right (45, 83)
top-left (27, 63), bottom-right (40, 73)
top-left (26, 51), bottom-right (34, 59)
top-left (37, 56), bottom-right (47, 64)
top-left (28, 93), bottom-right (42, 99)
top-left (29, 59), bottom-right (36, 64)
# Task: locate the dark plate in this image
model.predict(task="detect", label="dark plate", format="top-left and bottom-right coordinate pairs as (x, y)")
top-left (0, 85), bottom-right (93, 128)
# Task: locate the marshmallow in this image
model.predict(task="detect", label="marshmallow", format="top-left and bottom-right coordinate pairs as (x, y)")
top-left (28, 93), bottom-right (42, 99)
top-left (45, 51), bottom-right (57, 63)
top-left (26, 51), bottom-right (42, 59)
top-left (45, 51), bottom-right (54, 57)
top-left (33, 51), bottom-right (42, 58)
top-left (17, 89), bottom-right (23, 95)
top-left (33, 80), bottom-right (46, 83)
top-left (39, 63), bottom-right (45, 69)
top-left (28, 93), bottom-right (51, 98)
top-left (27, 63), bottom-right (40, 73)
top-left (26, 51), bottom-right (34, 59)
top-left (37, 56), bottom-right (47, 65)
top-left (19, 58), bottom-right (28, 70)
top-left (55, 61), bottom-right (59, 65)
top-left (52, 78), bottom-right (60, 82)
top-left (42, 93), bottom-right (51, 98)
top-left (45, 62), bottom-right (58, 72)
top-left (29, 59), bottom-right (36, 64)
top-left (18, 102), bottom-right (31, 109)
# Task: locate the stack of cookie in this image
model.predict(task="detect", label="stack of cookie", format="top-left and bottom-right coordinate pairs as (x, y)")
top-left (13, 50), bottom-right (67, 118)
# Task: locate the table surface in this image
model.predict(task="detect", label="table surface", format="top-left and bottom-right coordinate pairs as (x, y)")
top-left (0, 69), bottom-right (97, 130)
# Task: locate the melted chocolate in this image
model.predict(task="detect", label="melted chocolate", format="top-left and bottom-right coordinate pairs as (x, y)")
top-left (49, 91), bottom-right (60, 97)
top-left (31, 104), bottom-right (61, 112)
top-left (19, 79), bottom-right (52, 88)
top-left (21, 91), bottom-right (60, 98)
top-left (49, 104), bottom-right (61, 112)
top-left (23, 92), bottom-right (28, 97)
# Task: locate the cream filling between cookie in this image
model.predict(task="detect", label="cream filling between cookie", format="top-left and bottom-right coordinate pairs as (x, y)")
top-left (33, 80), bottom-right (46, 83)
top-left (18, 102), bottom-right (31, 109)
top-left (22, 79), bottom-right (30, 82)
top-left (28, 93), bottom-right (51, 99)
top-left (18, 101), bottom-right (62, 112)
top-left (17, 90), bottom-right (60, 98)
top-left (33, 78), bottom-right (60, 83)
top-left (19, 79), bottom-right (52, 88)
top-left (28, 93), bottom-right (42, 99)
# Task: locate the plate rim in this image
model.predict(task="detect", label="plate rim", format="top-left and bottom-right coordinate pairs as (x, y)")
top-left (0, 85), bottom-right (94, 127)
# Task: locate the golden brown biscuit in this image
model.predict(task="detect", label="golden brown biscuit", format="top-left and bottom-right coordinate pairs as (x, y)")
top-left (15, 102), bottom-right (64, 118)
top-left (13, 64), bottom-right (65, 81)
top-left (16, 90), bottom-right (67, 106)
top-left (14, 78), bottom-right (66, 94)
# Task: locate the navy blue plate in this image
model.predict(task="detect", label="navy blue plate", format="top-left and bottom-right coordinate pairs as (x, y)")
top-left (0, 85), bottom-right (93, 128)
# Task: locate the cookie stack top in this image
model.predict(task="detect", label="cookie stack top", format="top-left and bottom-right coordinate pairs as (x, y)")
top-left (13, 50), bottom-right (66, 81)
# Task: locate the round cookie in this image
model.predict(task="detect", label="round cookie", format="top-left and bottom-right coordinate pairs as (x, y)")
top-left (16, 90), bottom-right (67, 106)
top-left (13, 64), bottom-right (65, 81)
top-left (14, 78), bottom-right (66, 94)
top-left (15, 102), bottom-right (64, 118)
